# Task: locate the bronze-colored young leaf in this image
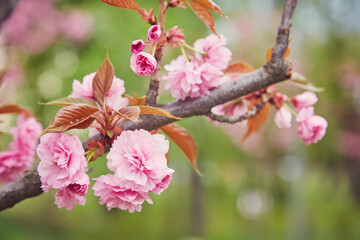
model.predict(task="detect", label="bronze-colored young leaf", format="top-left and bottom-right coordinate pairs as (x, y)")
top-left (266, 47), bottom-right (290, 62)
top-left (92, 51), bottom-right (115, 106)
top-left (188, 1), bottom-right (217, 35)
top-left (39, 97), bottom-right (94, 107)
top-left (0, 104), bottom-right (34, 117)
top-left (139, 106), bottom-right (183, 120)
top-left (101, 0), bottom-right (141, 10)
top-left (42, 104), bottom-right (100, 135)
top-left (191, 0), bottom-right (227, 17)
top-left (242, 100), bottom-right (270, 141)
top-left (160, 124), bottom-right (202, 176)
top-left (125, 93), bottom-right (147, 106)
top-left (223, 62), bottom-right (255, 74)
top-left (115, 106), bottom-right (141, 122)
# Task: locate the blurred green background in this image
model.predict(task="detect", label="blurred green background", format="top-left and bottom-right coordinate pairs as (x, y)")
top-left (1, 0), bottom-right (360, 239)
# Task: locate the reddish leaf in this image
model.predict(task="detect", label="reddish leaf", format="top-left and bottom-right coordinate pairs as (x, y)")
top-left (42, 104), bottom-right (100, 135)
top-left (39, 97), bottom-right (94, 107)
top-left (188, 1), bottom-right (217, 35)
top-left (93, 51), bottom-right (115, 107)
top-left (139, 106), bottom-right (183, 120)
top-left (191, 0), bottom-right (227, 17)
top-left (266, 47), bottom-right (290, 62)
top-left (138, 8), bottom-right (157, 25)
top-left (115, 106), bottom-right (141, 122)
top-left (242, 100), bottom-right (270, 141)
top-left (101, 0), bottom-right (141, 10)
top-left (223, 62), bottom-right (255, 74)
top-left (160, 124), bottom-right (202, 175)
top-left (0, 69), bottom-right (7, 87)
top-left (0, 104), bottom-right (34, 117)
top-left (125, 93), bottom-right (147, 106)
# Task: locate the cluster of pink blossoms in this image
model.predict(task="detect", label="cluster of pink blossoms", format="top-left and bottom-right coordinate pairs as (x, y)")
top-left (37, 130), bottom-right (173, 212)
top-left (93, 130), bottom-right (174, 212)
top-left (0, 114), bottom-right (42, 184)
top-left (37, 133), bottom-right (89, 210)
top-left (0, 0), bottom-right (93, 54)
top-left (274, 91), bottom-right (328, 145)
top-left (163, 34), bottom-right (232, 100)
top-left (129, 25), bottom-right (160, 76)
top-left (36, 69), bottom-right (174, 211)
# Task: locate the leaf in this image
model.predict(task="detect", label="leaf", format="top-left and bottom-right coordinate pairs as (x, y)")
top-left (188, 1), bottom-right (217, 35)
top-left (286, 81), bottom-right (325, 93)
top-left (101, 0), bottom-right (141, 10)
top-left (223, 62), bottom-right (255, 74)
top-left (139, 106), bottom-right (183, 120)
top-left (191, 0), bottom-right (227, 18)
top-left (115, 106), bottom-right (141, 122)
top-left (42, 104), bottom-right (100, 135)
top-left (125, 93), bottom-right (147, 106)
top-left (160, 124), bottom-right (201, 176)
top-left (266, 47), bottom-right (290, 62)
top-left (92, 51), bottom-right (115, 106)
top-left (0, 104), bottom-right (34, 117)
top-left (39, 97), bottom-right (94, 107)
top-left (242, 100), bottom-right (270, 141)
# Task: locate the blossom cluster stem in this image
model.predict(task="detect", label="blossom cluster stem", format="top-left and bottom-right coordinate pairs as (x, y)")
top-left (183, 42), bottom-right (206, 55)
top-left (145, 0), bottom-right (168, 106)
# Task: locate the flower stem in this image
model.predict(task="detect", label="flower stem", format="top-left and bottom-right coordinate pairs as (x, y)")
top-left (184, 42), bottom-right (206, 55)
top-left (152, 43), bottom-right (157, 56)
top-left (283, 103), bottom-right (297, 116)
top-left (180, 47), bottom-right (189, 62)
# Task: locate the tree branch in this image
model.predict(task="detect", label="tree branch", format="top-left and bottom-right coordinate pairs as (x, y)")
top-left (146, 0), bottom-right (168, 106)
top-left (0, 0), bottom-right (298, 211)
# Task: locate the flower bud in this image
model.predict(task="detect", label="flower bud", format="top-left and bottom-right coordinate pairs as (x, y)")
top-left (130, 39), bottom-right (145, 54)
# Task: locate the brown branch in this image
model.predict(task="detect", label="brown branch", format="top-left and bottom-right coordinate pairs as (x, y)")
top-left (146, 0), bottom-right (168, 106)
top-left (0, 170), bottom-right (42, 211)
top-left (0, 0), bottom-right (297, 211)
top-left (207, 101), bottom-right (266, 124)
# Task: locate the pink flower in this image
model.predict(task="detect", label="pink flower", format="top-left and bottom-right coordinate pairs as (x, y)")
top-left (193, 34), bottom-right (232, 70)
top-left (8, 114), bottom-right (43, 154)
top-left (55, 172), bottom-right (90, 210)
top-left (296, 107), bottom-right (328, 145)
top-left (0, 114), bottom-right (42, 184)
top-left (130, 52), bottom-right (157, 76)
top-left (275, 106), bottom-right (292, 128)
top-left (0, 151), bottom-right (32, 184)
top-left (147, 24), bottom-right (161, 42)
top-left (163, 56), bottom-right (223, 100)
top-left (59, 10), bottom-right (93, 43)
top-left (291, 91), bottom-right (318, 111)
top-left (107, 129), bottom-right (173, 192)
top-left (70, 72), bottom-right (128, 110)
top-left (37, 133), bottom-right (87, 189)
top-left (130, 39), bottom-right (145, 54)
top-left (93, 174), bottom-right (153, 212)
top-left (151, 169), bottom-right (174, 195)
